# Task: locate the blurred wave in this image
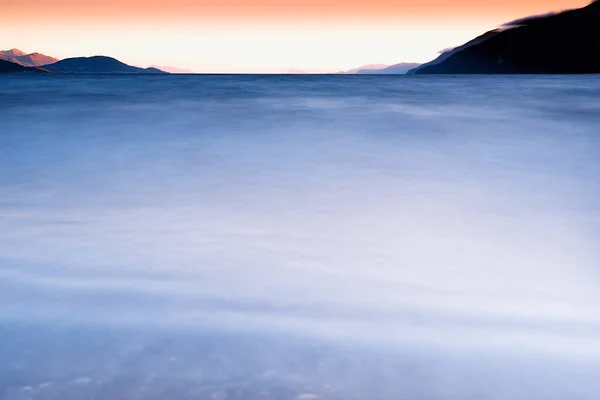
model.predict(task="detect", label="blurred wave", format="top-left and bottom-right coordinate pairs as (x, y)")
top-left (0, 75), bottom-right (599, 399)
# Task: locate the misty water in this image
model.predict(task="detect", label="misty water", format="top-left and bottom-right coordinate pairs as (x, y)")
top-left (1, 74), bottom-right (599, 400)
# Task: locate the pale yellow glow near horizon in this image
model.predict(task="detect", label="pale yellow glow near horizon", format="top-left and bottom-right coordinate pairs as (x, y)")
top-left (2, 20), bottom-right (499, 73)
top-left (1, 0), bottom-right (589, 72)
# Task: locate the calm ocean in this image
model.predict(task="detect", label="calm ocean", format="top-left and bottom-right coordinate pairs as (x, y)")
top-left (1, 74), bottom-right (599, 399)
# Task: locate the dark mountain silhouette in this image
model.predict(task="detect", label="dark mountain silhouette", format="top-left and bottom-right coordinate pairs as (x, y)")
top-left (0, 58), bottom-right (47, 73)
top-left (43, 56), bottom-right (167, 74)
top-left (144, 67), bottom-right (167, 73)
top-left (416, 0), bottom-right (600, 74)
top-left (501, 12), bottom-right (563, 28)
top-left (0, 49), bottom-right (59, 67)
top-left (407, 30), bottom-right (499, 74)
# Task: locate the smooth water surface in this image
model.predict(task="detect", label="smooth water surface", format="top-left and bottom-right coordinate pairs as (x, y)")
top-left (1, 75), bottom-right (599, 399)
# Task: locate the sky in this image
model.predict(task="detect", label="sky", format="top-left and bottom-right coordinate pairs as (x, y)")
top-left (0, 0), bottom-right (590, 72)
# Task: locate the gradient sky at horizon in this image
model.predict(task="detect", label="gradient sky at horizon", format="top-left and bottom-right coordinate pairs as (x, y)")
top-left (0, 0), bottom-right (590, 72)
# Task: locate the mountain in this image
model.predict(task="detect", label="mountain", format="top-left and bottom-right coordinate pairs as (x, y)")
top-left (12, 52), bottom-right (59, 67)
top-left (407, 30), bottom-right (499, 74)
top-left (340, 64), bottom-right (389, 74)
top-left (341, 62), bottom-right (421, 75)
top-left (361, 62), bottom-right (421, 74)
top-left (415, 0), bottom-right (600, 74)
top-left (0, 58), bottom-right (47, 73)
top-left (0, 48), bottom-right (27, 58)
top-left (0, 49), bottom-right (59, 67)
top-left (43, 56), bottom-right (168, 74)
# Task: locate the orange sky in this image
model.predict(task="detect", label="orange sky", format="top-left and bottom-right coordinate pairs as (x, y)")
top-left (0, 0), bottom-right (589, 72)
top-left (0, 0), bottom-right (587, 20)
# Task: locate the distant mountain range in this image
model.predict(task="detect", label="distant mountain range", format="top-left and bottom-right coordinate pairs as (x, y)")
top-left (0, 48), bottom-right (59, 67)
top-left (0, 49), bottom-right (168, 74)
top-left (340, 64), bottom-right (389, 74)
top-left (413, 0), bottom-right (600, 74)
top-left (340, 63), bottom-right (421, 75)
top-left (4, 0), bottom-right (600, 79)
top-left (359, 63), bottom-right (421, 75)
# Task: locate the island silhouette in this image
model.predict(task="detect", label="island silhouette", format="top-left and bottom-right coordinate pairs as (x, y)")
top-left (0, 50), bottom-right (168, 74)
top-left (43, 56), bottom-right (167, 74)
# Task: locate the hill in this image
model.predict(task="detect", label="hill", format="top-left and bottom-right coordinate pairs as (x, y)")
top-left (43, 56), bottom-right (168, 74)
top-left (0, 48), bottom-right (27, 58)
top-left (415, 0), bottom-right (600, 74)
top-left (341, 64), bottom-right (389, 74)
top-left (0, 49), bottom-right (59, 67)
top-left (361, 62), bottom-right (421, 74)
top-left (12, 52), bottom-right (59, 67)
top-left (341, 63), bottom-right (421, 75)
top-left (0, 58), bottom-right (47, 73)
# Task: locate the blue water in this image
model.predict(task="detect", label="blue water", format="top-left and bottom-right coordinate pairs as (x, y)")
top-left (1, 75), bottom-right (599, 399)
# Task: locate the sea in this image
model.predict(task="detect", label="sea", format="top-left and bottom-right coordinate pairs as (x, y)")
top-left (1, 74), bottom-right (599, 400)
